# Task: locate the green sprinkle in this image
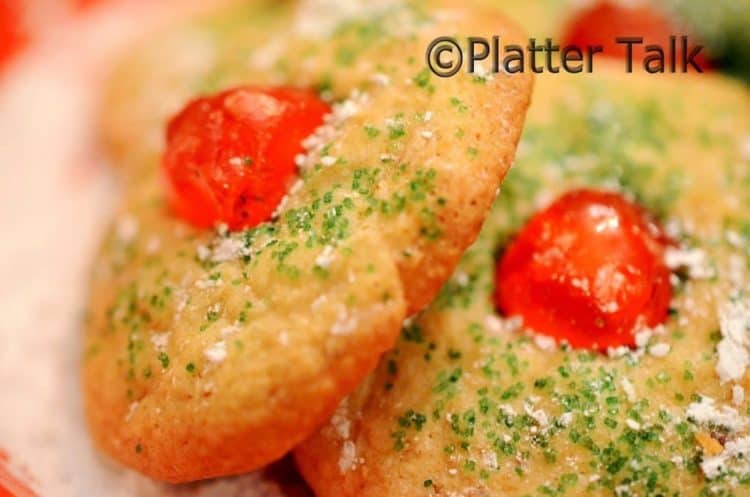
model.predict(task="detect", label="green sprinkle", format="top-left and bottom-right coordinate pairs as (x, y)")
top-left (413, 68), bottom-right (435, 93)
top-left (450, 96), bottom-right (469, 113)
top-left (389, 123), bottom-right (406, 140)
top-left (364, 124), bottom-right (380, 138)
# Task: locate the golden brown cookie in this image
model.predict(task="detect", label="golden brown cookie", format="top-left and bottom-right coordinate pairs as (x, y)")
top-left (84, 0), bottom-right (533, 483)
top-left (295, 66), bottom-right (750, 496)
top-left (99, 0), bottom-right (533, 314)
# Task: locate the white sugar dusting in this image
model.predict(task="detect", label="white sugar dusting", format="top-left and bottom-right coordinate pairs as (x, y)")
top-left (197, 244), bottom-right (211, 261)
top-left (338, 440), bottom-right (357, 473)
top-left (150, 332), bottom-right (170, 352)
top-left (315, 245), bottom-right (336, 269)
top-left (331, 308), bottom-right (358, 335)
top-left (197, 232), bottom-right (251, 264)
top-left (204, 341), bottom-right (227, 364)
top-left (533, 334), bottom-right (556, 351)
top-left (558, 412), bottom-right (574, 427)
top-left (482, 450), bottom-right (499, 469)
top-left (701, 436), bottom-right (750, 479)
top-left (688, 395), bottom-right (750, 480)
top-left (329, 398), bottom-right (357, 474)
top-left (648, 342), bottom-right (671, 357)
top-left (634, 329), bottom-right (652, 348)
top-left (220, 323), bottom-right (240, 338)
top-left (370, 72), bottom-right (390, 87)
top-left (454, 271), bottom-right (469, 286)
top-left (125, 402), bottom-right (139, 422)
top-left (297, 90), bottom-right (367, 170)
top-left (195, 277), bottom-right (223, 289)
top-left (665, 246), bottom-right (715, 279)
top-left (472, 61), bottom-right (495, 82)
top-left (607, 346), bottom-right (630, 358)
top-left (484, 314), bottom-right (522, 335)
top-left (621, 377), bottom-right (637, 403)
top-left (211, 237), bottom-right (248, 262)
top-left (228, 156), bottom-right (244, 167)
top-left (330, 399), bottom-right (351, 439)
top-left (524, 403), bottom-right (549, 428)
top-left (716, 300), bottom-right (750, 383)
top-left (625, 419), bottom-right (641, 430)
top-left (484, 314), bottom-right (504, 335)
top-left (686, 396), bottom-right (748, 432)
top-left (320, 155), bottom-right (337, 167)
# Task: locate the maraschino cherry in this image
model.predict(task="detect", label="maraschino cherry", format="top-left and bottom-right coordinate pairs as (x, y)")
top-left (495, 189), bottom-right (672, 350)
top-left (163, 86), bottom-right (330, 231)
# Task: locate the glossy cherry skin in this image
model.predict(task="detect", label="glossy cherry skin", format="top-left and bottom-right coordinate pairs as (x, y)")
top-left (494, 189), bottom-right (672, 350)
top-left (163, 86), bottom-right (330, 231)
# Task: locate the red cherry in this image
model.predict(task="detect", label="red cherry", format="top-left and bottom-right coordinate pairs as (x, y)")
top-left (494, 189), bottom-right (672, 350)
top-left (0, 0), bottom-right (28, 75)
top-left (163, 86), bottom-right (330, 231)
top-left (561, 1), bottom-right (710, 72)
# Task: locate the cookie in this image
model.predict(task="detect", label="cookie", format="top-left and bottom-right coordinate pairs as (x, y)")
top-left (295, 65), bottom-right (750, 496)
top-left (84, 0), bottom-right (533, 483)
top-left (99, 0), bottom-right (533, 313)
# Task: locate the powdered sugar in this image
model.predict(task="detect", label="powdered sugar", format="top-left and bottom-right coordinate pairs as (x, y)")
top-left (330, 400), bottom-right (351, 439)
top-left (297, 90), bottom-right (368, 170)
top-left (701, 435), bottom-right (750, 479)
top-left (211, 236), bottom-right (249, 263)
top-left (620, 377), bottom-right (637, 403)
top-left (150, 332), bottom-right (170, 352)
top-left (715, 300), bottom-right (750, 383)
top-left (665, 246), bottom-right (715, 279)
top-left (648, 342), bottom-right (671, 357)
top-left (625, 419), bottom-right (641, 430)
top-left (204, 341), bottom-right (227, 364)
top-left (337, 441), bottom-right (357, 473)
top-left (315, 245), bottom-right (336, 269)
top-left (686, 396), bottom-right (748, 432)
top-left (197, 233), bottom-right (251, 263)
top-left (524, 403), bottom-right (549, 428)
top-left (331, 308), bottom-right (358, 335)
top-left (533, 334), bottom-right (557, 351)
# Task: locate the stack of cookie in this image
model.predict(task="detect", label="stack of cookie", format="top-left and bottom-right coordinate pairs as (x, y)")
top-left (84, 1), bottom-right (750, 496)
